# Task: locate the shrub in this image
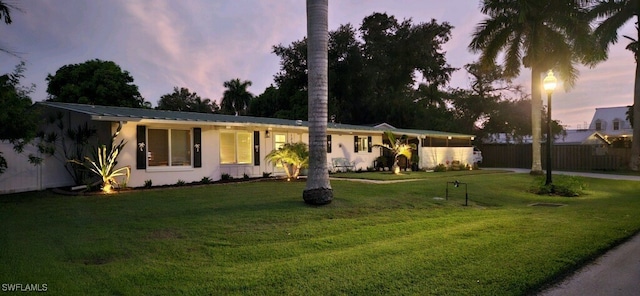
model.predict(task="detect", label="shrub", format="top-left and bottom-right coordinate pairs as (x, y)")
top-left (434, 164), bottom-right (447, 172)
top-left (375, 156), bottom-right (388, 171)
top-left (243, 173), bottom-right (250, 180)
top-left (265, 142), bottom-right (309, 181)
top-left (221, 173), bottom-right (232, 181)
top-left (176, 180), bottom-right (186, 186)
top-left (144, 179), bottom-right (152, 188)
top-left (262, 172), bottom-right (272, 178)
top-left (200, 176), bottom-right (212, 184)
top-left (531, 175), bottom-right (587, 197)
top-left (68, 124), bottom-right (129, 194)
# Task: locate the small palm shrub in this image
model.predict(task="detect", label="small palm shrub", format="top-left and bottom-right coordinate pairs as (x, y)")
top-left (373, 131), bottom-right (415, 175)
top-left (69, 124), bottom-right (129, 194)
top-left (200, 176), bottom-right (212, 184)
top-left (176, 179), bottom-right (186, 186)
top-left (144, 179), bottom-right (153, 189)
top-left (221, 173), bottom-right (232, 181)
top-left (265, 142), bottom-right (309, 181)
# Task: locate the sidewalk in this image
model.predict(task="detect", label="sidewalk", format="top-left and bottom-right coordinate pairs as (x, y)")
top-left (538, 233), bottom-right (640, 296)
top-left (492, 168), bottom-right (640, 181)
top-left (493, 168), bottom-right (640, 295)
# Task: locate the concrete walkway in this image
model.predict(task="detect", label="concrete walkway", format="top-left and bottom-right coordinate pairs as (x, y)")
top-left (538, 233), bottom-right (640, 296)
top-left (492, 167), bottom-right (640, 181)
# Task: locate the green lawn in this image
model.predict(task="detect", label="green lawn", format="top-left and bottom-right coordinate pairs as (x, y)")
top-left (1, 172), bottom-right (640, 295)
top-left (331, 169), bottom-right (511, 180)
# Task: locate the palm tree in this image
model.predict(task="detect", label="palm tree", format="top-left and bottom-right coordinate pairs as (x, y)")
top-left (221, 78), bottom-right (253, 115)
top-left (588, 1), bottom-right (640, 170)
top-left (303, 0), bottom-right (333, 205)
top-left (265, 142), bottom-right (309, 181)
top-left (0, 1), bottom-right (21, 57)
top-left (373, 131), bottom-right (415, 175)
top-left (469, 0), bottom-right (600, 174)
top-left (0, 1), bottom-right (13, 24)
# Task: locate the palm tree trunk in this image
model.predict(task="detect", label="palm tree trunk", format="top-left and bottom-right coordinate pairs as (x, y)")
top-left (530, 66), bottom-right (543, 174)
top-left (303, 0), bottom-right (333, 205)
top-left (631, 54), bottom-right (640, 170)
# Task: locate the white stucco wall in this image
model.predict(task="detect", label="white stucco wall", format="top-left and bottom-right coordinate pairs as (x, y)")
top-left (117, 122), bottom-right (223, 187)
top-left (327, 133), bottom-right (383, 171)
top-left (420, 147), bottom-right (474, 169)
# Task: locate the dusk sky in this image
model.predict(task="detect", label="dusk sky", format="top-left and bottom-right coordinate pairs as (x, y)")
top-left (1, 0), bottom-right (636, 129)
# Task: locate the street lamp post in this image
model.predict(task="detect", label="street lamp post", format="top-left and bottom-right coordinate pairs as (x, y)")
top-left (543, 70), bottom-right (557, 186)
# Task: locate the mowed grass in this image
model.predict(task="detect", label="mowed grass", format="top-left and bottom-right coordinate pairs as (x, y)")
top-left (332, 169), bottom-right (509, 180)
top-left (1, 172), bottom-right (640, 295)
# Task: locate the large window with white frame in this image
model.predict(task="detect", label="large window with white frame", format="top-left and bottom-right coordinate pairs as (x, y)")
top-left (220, 131), bottom-right (253, 164)
top-left (148, 128), bottom-right (191, 167)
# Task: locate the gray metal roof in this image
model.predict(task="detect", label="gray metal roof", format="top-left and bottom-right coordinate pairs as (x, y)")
top-left (37, 102), bottom-right (473, 138)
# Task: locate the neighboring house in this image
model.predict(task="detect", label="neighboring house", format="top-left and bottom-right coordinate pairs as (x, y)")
top-left (0, 102), bottom-right (476, 194)
top-left (555, 129), bottom-right (609, 145)
top-left (485, 106), bottom-right (632, 147)
top-left (555, 106), bottom-right (632, 148)
top-left (586, 106), bottom-right (632, 148)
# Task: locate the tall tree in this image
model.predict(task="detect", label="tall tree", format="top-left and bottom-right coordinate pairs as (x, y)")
top-left (46, 59), bottom-right (147, 108)
top-left (588, 0), bottom-right (640, 170)
top-left (157, 87), bottom-right (219, 113)
top-left (303, 0), bottom-right (332, 205)
top-left (220, 78), bottom-right (253, 116)
top-left (261, 12), bottom-right (454, 128)
top-left (0, 62), bottom-right (39, 174)
top-left (469, 0), bottom-right (600, 174)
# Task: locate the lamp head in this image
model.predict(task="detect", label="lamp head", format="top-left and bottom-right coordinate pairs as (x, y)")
top-left (543, 70), bottom-right (557, 94)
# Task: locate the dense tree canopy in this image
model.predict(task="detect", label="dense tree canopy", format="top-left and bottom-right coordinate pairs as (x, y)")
top-left (0, 62), bottom-right (37, 143)
top-left (0, 62), bottom-right (40, 174)
top-left (46, 59), bottom-right (148, 108)
top-left (247, 11), bottom-right (557, 140)
top-left (157, 87), bottom-right (219, 113)
top-left (250, 12), bottom-right (455, 130)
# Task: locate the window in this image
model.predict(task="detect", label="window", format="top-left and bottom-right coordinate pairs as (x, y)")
top-left (148, 129), bottom-right (191, 167)
top-left (613, 120), bottom-right (620, 131)
top-left (595, 120), bottom-right (602, 131)
top-left (355, 136), bottom-right (370, 152)
top-left (274, 134), bottom-right (286, 150)
top-left (220, 131), bottom-right (253, 164)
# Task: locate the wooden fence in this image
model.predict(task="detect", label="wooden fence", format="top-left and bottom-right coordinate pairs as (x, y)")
top-left (478, 144), bottom-right (632, 171)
